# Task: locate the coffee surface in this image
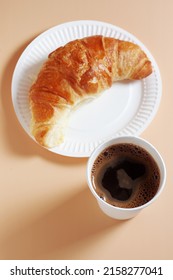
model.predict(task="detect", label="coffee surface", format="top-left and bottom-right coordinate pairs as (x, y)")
top-left (91, 143), bottom-right (160, 208)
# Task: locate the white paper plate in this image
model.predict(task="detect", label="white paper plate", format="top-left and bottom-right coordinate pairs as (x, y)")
top-left (12, 20), bottom-right (162, 157)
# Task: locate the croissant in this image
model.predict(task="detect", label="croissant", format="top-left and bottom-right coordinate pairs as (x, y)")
top-left (29, 35), bottom-right (152, 148)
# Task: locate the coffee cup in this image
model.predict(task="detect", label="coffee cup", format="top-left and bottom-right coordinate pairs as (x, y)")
top-left (86, 136), bottom-right (166, 220)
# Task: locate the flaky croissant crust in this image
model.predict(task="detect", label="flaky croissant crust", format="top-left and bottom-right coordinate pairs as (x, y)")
top-left (29, 35), bottom-right (152, 148)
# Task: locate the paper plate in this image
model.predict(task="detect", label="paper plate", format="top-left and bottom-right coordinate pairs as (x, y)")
top-left (12, 20), bottom-right (162, 157)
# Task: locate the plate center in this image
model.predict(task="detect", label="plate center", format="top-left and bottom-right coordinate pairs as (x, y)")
top-left (69, 82), bottom-right (131, 131)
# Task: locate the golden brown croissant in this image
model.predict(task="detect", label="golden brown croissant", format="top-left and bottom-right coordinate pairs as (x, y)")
top-left (29, 35), bottom-right (152, 148)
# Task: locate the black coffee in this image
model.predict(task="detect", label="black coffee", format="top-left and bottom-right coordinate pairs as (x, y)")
top-left (91, 143), bottom-right (160, 208)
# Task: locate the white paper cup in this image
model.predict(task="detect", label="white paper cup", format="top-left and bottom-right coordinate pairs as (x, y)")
top-left (86, 136), bottom-right (166, 220)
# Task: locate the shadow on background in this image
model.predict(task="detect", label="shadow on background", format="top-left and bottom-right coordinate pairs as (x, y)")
top-left (0, 187), bottom-right (126, 260)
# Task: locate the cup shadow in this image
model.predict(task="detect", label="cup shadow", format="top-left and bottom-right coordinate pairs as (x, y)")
top-left (1, 40), bottom-right (86, 165)
top-left (0, 187), bottom-right (124, 260)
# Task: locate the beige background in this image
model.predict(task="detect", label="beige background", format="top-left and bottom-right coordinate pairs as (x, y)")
top-left (0, 0), bottom-right (173, 260)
